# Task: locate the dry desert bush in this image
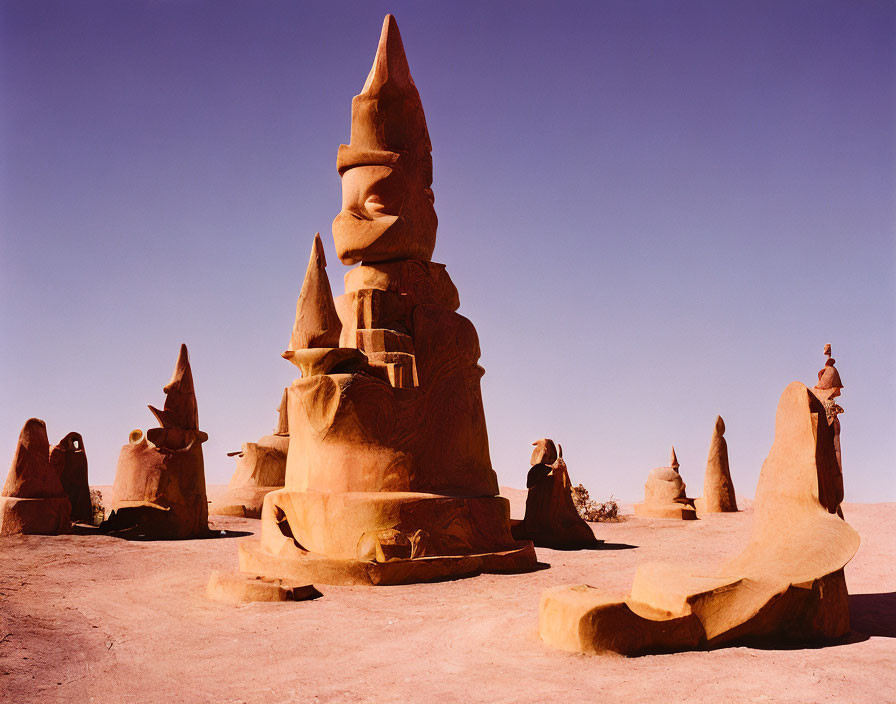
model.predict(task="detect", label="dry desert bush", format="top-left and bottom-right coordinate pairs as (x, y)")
top-left (571, 484), bottom-right (622, 522)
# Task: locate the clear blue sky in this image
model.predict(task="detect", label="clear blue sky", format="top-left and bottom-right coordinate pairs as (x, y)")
top-left (2, 1), bottom-right (893, 502)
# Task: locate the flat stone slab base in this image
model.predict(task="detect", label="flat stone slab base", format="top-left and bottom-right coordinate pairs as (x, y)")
top-left (206, 570), bottom-right (321, 604)
top-left (238, 537), bottom-right (538, 586)
top-left (633, 503), bottom-right (697, 520)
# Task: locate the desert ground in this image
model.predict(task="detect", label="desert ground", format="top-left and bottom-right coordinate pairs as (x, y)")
top-left (1, 487), bottom-right (892, 704)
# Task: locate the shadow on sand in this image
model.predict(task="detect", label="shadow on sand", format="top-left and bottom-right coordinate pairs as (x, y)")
top-left (849, 591), bottom-right (896, 639)
top-left (544, 541), bottom-right (638, 552)
top-left (70, 523), bottom-right (252, 541)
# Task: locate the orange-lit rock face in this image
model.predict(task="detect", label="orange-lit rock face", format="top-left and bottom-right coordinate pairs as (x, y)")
top-left (0, 418), bottom-right (71, 535)
top-left (332, 15), bottom-right (437, 265)
top-left (229, 16), bottom-right (537, 586)
top-left (106, 344), bottom-right (209, 539)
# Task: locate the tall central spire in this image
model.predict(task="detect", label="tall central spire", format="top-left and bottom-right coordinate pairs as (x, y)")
top-left (332, 14), bottom-right (438, 265)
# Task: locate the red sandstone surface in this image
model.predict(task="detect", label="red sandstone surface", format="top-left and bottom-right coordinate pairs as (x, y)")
top-left (1, 487), bottom-right (892, 703)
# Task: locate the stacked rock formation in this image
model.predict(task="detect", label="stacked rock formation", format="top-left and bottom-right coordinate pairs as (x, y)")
top-left (236, 15), bottom-right (535, 586)
top-left (211, 388), bottom-right (290, 518)
top-left (812, 344), bottom-right (844, 477)
top-left (634, 447), bottom-right (697, 520)
top-left (539, 377), bottom-right (859, 655)
top-left (0, 418), bottom-right (71, 535)
top-left (695, 416), bottom-right (737, 514)
top-left (105, 344), bottom-right (210, 539)
top-left (513, 439), bottom-right (599, 548)
top-left (49, 432), bottom-right (93, 524)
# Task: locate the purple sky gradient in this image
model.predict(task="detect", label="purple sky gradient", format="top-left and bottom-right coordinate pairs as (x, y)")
top-left (2, 1), bottom-right (894, 502)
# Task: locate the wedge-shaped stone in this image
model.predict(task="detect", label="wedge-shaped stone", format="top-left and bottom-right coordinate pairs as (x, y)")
top-left (539, 382), bottom-right (860, 655)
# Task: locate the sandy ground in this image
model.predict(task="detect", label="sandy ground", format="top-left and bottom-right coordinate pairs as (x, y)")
top-left (1, 488), bottom-right (893, 704)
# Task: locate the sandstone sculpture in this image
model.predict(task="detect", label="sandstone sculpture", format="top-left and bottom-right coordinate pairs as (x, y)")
top-left (49, 432), bottom-right (92, 524)
top-left (234, 15), bottom-right (535, 586)
top-left (211, 388), bottom-right (290, 518)
top-left (512, 439), bottom-right (598, 548)
top-left (633, 447), bottom-right (697, 520)
top-left (695, 416), bottom-right (737, 514)
top-left (539, 380), bottom-right (859, 655)
top-left (105, 344), bottom-right (210, 539)
top-left (0, 418), bottom-right (71, 535)
top-left (812, 344), bottom-right (844, 476)
top-left (206, 571), bottom-right (321, 604)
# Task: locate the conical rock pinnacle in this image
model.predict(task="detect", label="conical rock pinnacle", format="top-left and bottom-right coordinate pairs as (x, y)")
top-left (150, 343), bottom-right (199, 430)
top-left (286, 233), bottom-right (341, 352)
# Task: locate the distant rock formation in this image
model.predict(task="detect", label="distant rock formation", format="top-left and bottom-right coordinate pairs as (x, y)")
top-left (634, 447), bottom-right (697, 520)
top-left (211, 388), bottom-right (290, 518)
top-left (696, 416), bottom-right (737, 514)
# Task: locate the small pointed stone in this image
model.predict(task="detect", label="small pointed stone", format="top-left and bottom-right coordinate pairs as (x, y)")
top-left (362, 14), bottom-right (415, 96)
top-left (285, 234), bottom-right (341, 352)
top-left (669, 446), bottom-right (680, 470)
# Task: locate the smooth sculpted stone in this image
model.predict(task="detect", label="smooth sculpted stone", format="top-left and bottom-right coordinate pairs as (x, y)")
top-left (332, 15), bottom-right (437, 264)
top-left (634, 447), bottom-right (697, 520)
top-left (211, 388), bottom-right (290, 518)
top-left (512, 439), bottom-right (599, 548)
top-left (0, 418), bottom-right (71, 535)
top-left (49, 432), bottom-right (92, 524)
top-left (539, 381), bottom-right (860, 655)
top-left (104, 344), bottom-right (211, 539)
top-left (231, 15), bottom-right (536, 587)
top-left (282, 234), bottom-right (366, 378)
top-left (206, 571), bottom-right (321, 604)
top-left (696, 416), bottom-right (737, 514)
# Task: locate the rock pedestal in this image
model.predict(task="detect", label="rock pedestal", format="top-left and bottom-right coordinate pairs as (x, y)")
top-left (0, 418), bottom-right (71, 535)
top-left (633, 448), bottom-right (697, 520)
top-left (105, 344), bottom-right (210, 539)
top-left (236, 15), bottom-right (535, 586)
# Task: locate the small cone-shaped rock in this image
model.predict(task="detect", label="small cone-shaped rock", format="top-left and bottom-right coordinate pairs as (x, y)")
top-left (49, 432), bottom-right (93, 524)
top-left (285, 234), bottom-right (341, 352)
top-left (669, 446), bottom-right (680, 470)
top-left (148, 343), bottom-right (199, 430)
top-left (1, 418), bottom-right (71, 535)
top-left (700, 416), bottom-right (738, 513)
